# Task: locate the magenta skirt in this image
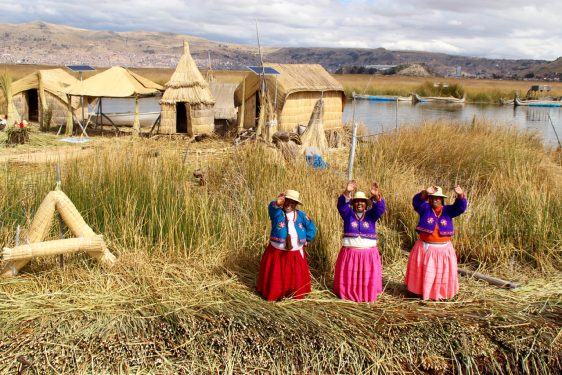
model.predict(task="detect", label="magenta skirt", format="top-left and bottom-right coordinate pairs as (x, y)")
top-left (333, 246), bottom-right (383, 303)
top-left (404, 240), bottom-right (459, 300)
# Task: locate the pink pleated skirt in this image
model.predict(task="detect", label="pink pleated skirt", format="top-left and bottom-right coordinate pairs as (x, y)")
top-left (404, 240), bottom-right (459, 300)
top-left (333, 246), bottom-right (383, 303)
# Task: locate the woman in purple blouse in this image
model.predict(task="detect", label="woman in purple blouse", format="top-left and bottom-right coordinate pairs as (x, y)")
top-left (334, 180), bottom-right (386, 302)
top-left (404, 185), bottom-right (467, 300)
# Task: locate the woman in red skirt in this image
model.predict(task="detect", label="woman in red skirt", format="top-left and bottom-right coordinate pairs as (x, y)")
top-left (405, 185), bottom-right (467, 300)
top-left (257, 190), bottom-right (317, 301)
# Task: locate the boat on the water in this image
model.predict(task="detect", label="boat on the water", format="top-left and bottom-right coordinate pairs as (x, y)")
top-left (412, 94), bottom-right (466, 104)
top-left (352, 93), bottom-right (413, 102)
top-left (514, 97), bottom-right (562, 107)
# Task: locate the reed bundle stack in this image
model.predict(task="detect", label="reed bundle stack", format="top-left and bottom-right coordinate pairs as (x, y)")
top-left (300, 98), bottom-right (329, 156)
top-left (1, 189), bottom-right (116, 277)
top-left (3, 236), bottom-right (105, 261)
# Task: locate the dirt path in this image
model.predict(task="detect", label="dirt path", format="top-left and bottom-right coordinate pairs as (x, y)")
top-left (0, 145), bottom-right (95, 164)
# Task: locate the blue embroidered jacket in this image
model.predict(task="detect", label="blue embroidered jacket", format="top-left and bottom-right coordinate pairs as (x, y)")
top-left (268, 201), bottom-right (317, 246)
top-left (413, 192), bottom-right (468, 236)
top-left (337, 194), bottom-right (385, 239)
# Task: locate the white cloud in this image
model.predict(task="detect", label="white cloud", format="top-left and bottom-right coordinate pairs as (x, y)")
top-left (0, 0), bottom-right (560, 60)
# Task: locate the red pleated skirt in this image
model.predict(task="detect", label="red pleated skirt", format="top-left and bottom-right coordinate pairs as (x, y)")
top-left (333, 246), bottom-right (383, 303)
top-left (404, 240), bottom-right (459, 300)
top-left (256, 244), bottom-right (311, 301)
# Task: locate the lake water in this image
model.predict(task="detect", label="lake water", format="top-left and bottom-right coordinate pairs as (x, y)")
top-left (343, 100), bottom-right (562, 148)
top-left (99, 97), bottom-right (562, 148)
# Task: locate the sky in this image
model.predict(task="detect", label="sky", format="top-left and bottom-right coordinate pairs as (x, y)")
top-left (1, 0), bottom-right (561, 61)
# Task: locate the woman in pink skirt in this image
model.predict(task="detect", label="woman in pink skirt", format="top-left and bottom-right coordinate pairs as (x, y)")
top-left (405, 185), bottom-right (467, 300)
top-left (334, 180), bottom-right (386, 302)
top-left (257, 190), bottom-right (317, 301)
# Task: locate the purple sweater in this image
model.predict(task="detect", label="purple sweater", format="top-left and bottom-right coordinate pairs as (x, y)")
top-left (413, 192), bottom-right (467, 236)
top-left (337, 194), bottom-right (385, 239)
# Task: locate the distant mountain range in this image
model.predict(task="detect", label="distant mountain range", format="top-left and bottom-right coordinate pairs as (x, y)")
top-left (0, 21), bottom-right (560, 80)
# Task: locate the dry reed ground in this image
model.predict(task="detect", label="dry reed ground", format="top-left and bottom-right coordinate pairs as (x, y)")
top-left (0, 122), bottom-right (560, 373)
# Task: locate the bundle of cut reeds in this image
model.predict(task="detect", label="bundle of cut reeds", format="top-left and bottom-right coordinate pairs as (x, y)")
top-left (2, 235), bottom-right (105, 261)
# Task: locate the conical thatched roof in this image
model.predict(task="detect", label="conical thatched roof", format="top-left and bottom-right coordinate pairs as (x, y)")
top-left (66, 67), bottom-right (162, 97)
top-left (161, 41), bottom-right (215, 105)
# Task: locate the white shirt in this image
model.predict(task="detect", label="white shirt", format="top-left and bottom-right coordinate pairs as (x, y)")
top-left (341, 199), bottom-right (377, 248)
top-left (271, 211), bottom-right (303, 252)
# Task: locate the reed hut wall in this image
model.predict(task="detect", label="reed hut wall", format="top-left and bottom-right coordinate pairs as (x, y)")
top-left (234, 64), bottom-right (345, 131)
top-left (12, 91), bottom-right (81, 126)
top-left (191, 103), bottom-right (214, 134)
top-left (160, 102), bottom-right (214, 135)
top-left (160, 103), bottom-right (176, 134)
top-left (278, 91), bottom-right (343, 131)
top-left (242, 96), bottom-right (257, 129)
top-left (9, 69), bottom-right (82, 126)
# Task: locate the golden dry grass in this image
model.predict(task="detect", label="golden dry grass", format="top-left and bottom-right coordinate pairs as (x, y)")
top-left (0, 122), bottom-right (560, 373)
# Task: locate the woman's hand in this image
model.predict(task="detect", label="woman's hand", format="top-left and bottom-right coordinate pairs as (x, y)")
top-left (421, 185), bottom-right (435, 200)
top-left (454, 185), bottom-right (465, 198)
top-left (370, 182), bottom-right (381, 201)
top-left (276, 192), bottom-right (285, 207)
top-left (345, 180), bottom-right (356, 197)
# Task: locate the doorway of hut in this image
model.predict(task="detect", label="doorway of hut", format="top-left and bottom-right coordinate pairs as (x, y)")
top-left (255, 94), bottom-right (261, 123)
top-left (26, 90), bottom-right (39, 122)
top-left (176, 102), bottom-right (189, 134)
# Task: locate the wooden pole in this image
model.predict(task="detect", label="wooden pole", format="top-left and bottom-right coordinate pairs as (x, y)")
top-left (65, 94), bottom-right (73, 136)
top-left (457, 268), bottom-right (520, 289)
top-left (238, 78), bottom-right (246, 134)
top-left (133, 95), bottom-right (140, 137)
top-left (347, 98), bottom-right (358, 181)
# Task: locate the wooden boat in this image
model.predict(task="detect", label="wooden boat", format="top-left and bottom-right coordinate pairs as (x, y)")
top-left (413, 94), bottom-right (465, 104)
top-left (352, 93), bottom-right (412, 102)
top-left (514, 97), bottom-right (562, 107)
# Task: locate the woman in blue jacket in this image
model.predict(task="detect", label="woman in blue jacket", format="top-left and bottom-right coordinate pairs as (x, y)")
top-left (257, 189), bottom-right (317, 301)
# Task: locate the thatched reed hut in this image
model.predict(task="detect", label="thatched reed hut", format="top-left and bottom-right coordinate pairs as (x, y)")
top-left (209, 82), bottom-right (238, 133)
top-left (160, 41), bottom-right (215, 135)
top-left (66, 66), bottom-right (163, 136)
top-left (234, 64), bottom-right (345, 132)
top-left (6, 69), bottom-right (81, 127)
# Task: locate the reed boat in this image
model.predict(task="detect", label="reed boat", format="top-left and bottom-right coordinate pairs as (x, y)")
top-left (352, 93), bottom-right (413, 102)
top-left (514, 97), bottom-right (562, 107)
top-left (89, 111), bottom-right (160, 128)
top-left (413, 94), bottom-right (466, 104)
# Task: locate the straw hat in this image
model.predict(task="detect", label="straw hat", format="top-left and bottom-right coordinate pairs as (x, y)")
top-left (284, 189), bottom-right (303, 205)
top-left (351, 191), bottom-right (372, 208)
top-left (429, 186), bottom-right (448, 198)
